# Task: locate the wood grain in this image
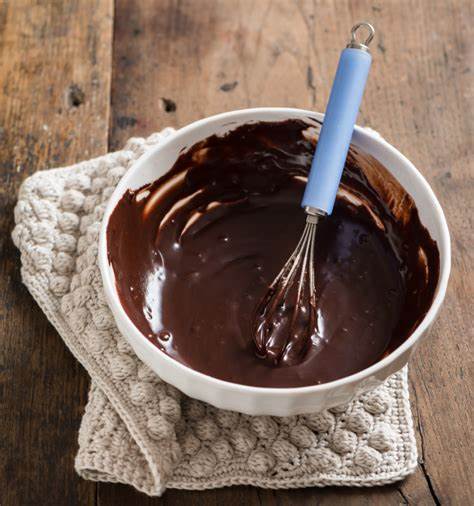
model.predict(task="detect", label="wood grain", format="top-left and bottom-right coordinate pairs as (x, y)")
top-left (0, 1), bottom-right (113, 505)
top-left (103, 0), bottom-right (473, 504)
top-left (1, 0), bottom-right (472, 504)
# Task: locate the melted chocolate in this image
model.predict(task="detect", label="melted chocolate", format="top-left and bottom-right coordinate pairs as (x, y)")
top-left (107, 119), bottom-right (439, 387)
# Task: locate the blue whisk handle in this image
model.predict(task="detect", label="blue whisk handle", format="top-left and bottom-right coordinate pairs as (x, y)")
top-left (302, 25), bottom-right (374, 215)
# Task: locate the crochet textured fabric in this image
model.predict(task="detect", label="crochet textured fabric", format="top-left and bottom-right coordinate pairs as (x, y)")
top-left (12, 129), bottom-right (418, 496)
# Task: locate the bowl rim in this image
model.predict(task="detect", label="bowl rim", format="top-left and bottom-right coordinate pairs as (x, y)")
top-left (99, 107), bottom-right (451, 395)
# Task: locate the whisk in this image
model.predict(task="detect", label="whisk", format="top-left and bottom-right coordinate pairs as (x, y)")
top-left (254, 22), bottom-right (375, 366)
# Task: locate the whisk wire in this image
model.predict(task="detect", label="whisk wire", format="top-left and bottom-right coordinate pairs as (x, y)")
top-left (254, 215), bottom-right (320, 363)
top-left (309, 221), bottom-right (316, 295)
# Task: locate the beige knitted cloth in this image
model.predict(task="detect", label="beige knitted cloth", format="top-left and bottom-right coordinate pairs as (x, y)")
top-left (12, 129), bottom-right (418, 496)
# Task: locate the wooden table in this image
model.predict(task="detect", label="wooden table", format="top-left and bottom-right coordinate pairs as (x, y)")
top-left (1, 1), bottom-right (472, 504)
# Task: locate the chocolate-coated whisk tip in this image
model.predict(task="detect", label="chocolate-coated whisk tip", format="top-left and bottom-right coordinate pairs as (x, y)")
top-left (253, 216), bottom-right (319, 365)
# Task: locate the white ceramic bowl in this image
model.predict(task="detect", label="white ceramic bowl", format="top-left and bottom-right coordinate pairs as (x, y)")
top-left (99, 108), bottom-right (450, 416)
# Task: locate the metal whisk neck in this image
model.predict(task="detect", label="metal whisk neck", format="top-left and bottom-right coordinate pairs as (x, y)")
top-left (304, 205), bottom-right (325, 225)
top-left (305, 213), bottom-right (319, 225)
